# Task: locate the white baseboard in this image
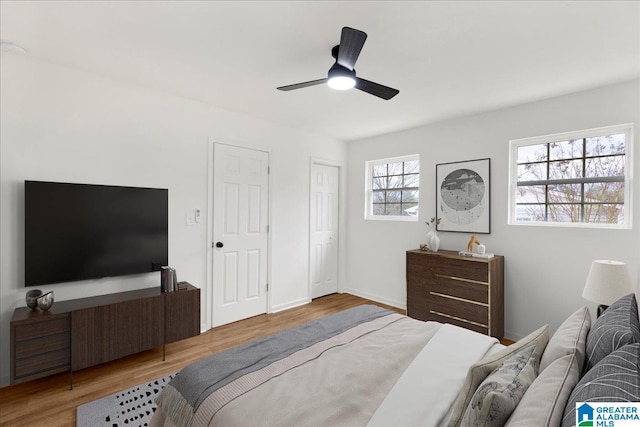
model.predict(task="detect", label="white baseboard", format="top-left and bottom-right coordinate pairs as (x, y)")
top-left (345, 288), bottom-right (406, 310)
top-left (271, 297), bottom-right (310, 313)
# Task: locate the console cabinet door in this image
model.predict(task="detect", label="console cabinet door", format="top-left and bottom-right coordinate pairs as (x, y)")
top-left (71, 295), bottom-right (163, 370)
top-left (164, 287), bottom-right (201, 344)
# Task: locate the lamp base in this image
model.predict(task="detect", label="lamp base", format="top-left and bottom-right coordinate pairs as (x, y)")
top-left (597, 304), bottom-right (609, 318)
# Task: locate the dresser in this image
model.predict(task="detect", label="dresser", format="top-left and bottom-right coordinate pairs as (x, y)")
top-left (406, 249), bottom-right (504, 339)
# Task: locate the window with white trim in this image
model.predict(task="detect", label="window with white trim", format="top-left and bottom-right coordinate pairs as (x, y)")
top-left (509, 124), bottom-right (633, 228)
top-left (365, 155), bottom-right (419, 221)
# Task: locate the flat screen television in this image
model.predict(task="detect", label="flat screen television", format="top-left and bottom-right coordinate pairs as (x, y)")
top-left (25, 181), bottom-right (168, 287)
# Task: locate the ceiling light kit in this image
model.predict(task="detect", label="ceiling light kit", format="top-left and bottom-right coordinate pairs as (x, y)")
top-left (277, 27), bottom-right (399, 100)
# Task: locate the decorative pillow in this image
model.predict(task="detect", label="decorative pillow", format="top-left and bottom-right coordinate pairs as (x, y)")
top-left (447, 324), bottom-right (549, 427)
top-left (505, 352), bottom-right (581, 427)
top-left (584, 293), bottom-right (640, 372)
top-left (561, 343), bottom-right (640, 427)
top-left (540, 307), bottom-right (591, 372)
top-left (461, 346), bottom-right (538, 427)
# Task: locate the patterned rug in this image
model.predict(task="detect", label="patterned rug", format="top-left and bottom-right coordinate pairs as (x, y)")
top-left (76, 373), bottom-right (176, 427)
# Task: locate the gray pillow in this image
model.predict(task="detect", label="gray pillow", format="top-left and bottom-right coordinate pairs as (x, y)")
top-left (540, 307), bottom-right (590, 373)
top-left (461, 346), bottom-right (538, 427)
top-left (505, 352), bottom-right (581, 427)
top-left (561, 343), bottom-right (640, 427)
top-left (584, 293), bottom-right (640, 372)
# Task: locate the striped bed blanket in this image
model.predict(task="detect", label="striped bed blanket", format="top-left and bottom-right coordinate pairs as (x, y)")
top-left (151, 305), bottom-right (498, 427)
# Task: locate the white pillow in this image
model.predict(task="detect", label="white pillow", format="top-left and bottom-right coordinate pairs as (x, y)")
top-left (539, 307), bottom-right (590, 373)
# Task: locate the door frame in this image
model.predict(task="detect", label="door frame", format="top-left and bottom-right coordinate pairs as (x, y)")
top-left (206, 138), bottom-right (273, 329)
top-left (308, 157), bottom-right (345, 300)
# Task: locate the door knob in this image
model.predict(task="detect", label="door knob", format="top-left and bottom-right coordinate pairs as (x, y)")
top-left (216, 242), bottom-right (224, 248)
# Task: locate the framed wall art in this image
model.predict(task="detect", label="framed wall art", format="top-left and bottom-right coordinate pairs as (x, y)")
top-left (436, 158), bottom-right (490, 233)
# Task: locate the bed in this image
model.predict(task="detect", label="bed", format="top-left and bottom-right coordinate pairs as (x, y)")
top-left (151, 291), bottom-right (640, 427)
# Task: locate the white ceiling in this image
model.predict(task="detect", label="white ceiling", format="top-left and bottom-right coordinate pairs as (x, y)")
top-left (1, 1), bottom-right (639, 141)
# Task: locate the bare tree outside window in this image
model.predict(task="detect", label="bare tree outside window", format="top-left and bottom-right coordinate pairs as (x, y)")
top-left (366, 155), bottom-right (420, 220)
top-left (510, 125), bottom-right (631, 227)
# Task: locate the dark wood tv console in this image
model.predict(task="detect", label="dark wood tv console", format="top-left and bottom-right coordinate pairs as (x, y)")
top-left (10, 283), bottom-right (200, 388)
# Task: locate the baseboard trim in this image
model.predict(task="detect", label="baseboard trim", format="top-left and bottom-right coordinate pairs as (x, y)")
top-left (271, 297), bottom-right (310, 313)
top-left (345, 288), bottom-right (406, 310)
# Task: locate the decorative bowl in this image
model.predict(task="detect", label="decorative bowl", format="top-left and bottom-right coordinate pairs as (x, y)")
top-left (26, 289), bottom-right (43, 310)
top-left (37, 291), bottom-right (54, 311)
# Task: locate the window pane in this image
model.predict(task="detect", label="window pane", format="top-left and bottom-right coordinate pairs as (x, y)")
top-left (386, 204), bottom-right (402, 216)
top-left (388, 175), bottom-right (403, 189)
top-left (404, 160), bottom-right (419, 174)
top-left (388, 162), bottom-right (403, 175)
top-left (517, 144), bottom-right (547, 163)
top-left (372, 204), bottom-right (386, 215)
top-left (585, 182), bottom-right (624, 203)
top-left (548, 184), bottom-right (581, 204)
top-left (548, 159), bottom-right (582, 180)
top-left (586, 134), bottom-right (625, 157)
top-left (402, 190), bottom-right (419, 203)
top-left (585, 156), bottom-right (624, 178)
top-left (372, 177), bottom-right (387, 190)
top-left (373, 164), bottom-right (387, 177)
top-left (516, 186), bottom-right (546, 204)
top-left (517, 163), bottom-right (547, 182)
top-left (372, 191), bottom-right (386, 203)
top-left (515, 204), bottom-right (546, 222)
top-left (403, 203), bottom-right (418, 216)
top-left (549, 140), bottom-right (583, 160)
top-left (547, 204), bottom-right (580, 222)
top-left (387, 191), bottom-right (401, 203)
top-left (404, 173), bottom-right (419, 188)
top-left (584, 204), bottom-right (624, 224)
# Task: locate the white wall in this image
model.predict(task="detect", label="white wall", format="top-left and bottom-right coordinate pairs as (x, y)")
top-left (0, 55), bottom-right (346, 386)
top-left (346, 79), bottom-right (640, 340)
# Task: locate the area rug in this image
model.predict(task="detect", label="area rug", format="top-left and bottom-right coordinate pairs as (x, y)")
top-left (76, 373), bottom-right (176, 427)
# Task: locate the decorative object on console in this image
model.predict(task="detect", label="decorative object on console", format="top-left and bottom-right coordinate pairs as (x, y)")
top-left (458, 235), bottom-right (493, 259)
top-left (582, 260), bottom-right (633, 317)
top-left (36, 291), bottom-right (54, 311)
top-left (436, 158), bottom-right (490, 234)
top-left (161, 266), bottom-right (178, 292)
top-left (425, 217), bottom-right (441, 252)
top-left (25, 289), bottom-right (42, 310)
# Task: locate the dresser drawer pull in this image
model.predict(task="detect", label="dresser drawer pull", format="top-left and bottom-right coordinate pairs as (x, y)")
top-left (433, 274), bottom-right (488, 286)
top-left (429, 291), bottom-right (488, 307)
top-left (430, 310), bottom-right (489, 329)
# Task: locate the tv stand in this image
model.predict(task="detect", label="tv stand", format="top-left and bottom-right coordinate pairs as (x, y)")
top-left (10, 284), bottom-right (200, 388)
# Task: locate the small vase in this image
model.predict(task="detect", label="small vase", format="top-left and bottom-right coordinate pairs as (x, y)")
top-left (429, 232), bottom-right (440, 252)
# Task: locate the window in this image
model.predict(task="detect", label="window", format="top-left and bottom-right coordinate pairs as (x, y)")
top-left (509, 124), bottom-right (633, 228)
top-left (365, 155), bottom-right (419, 221)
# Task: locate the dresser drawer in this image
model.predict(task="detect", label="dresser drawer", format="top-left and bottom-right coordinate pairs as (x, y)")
top-left (408, 274), bottom-right (488, 304)
top-left (15, 332), bottom-right (70, 359)
top-left (14, 316), bottom-right (70, 341)
top-left (14, 348), bottom-right (71, 379)
top-left (407, 252), bottom-right (488, 282)
top-left (427, 292), bottom-right (488, 326)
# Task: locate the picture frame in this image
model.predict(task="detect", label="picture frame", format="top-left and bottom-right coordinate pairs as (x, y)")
top-left (436, 158), bottom-right (490, 233)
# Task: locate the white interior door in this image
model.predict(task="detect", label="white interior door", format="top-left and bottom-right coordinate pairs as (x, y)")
top-left (212, 143), bottom-right (269, 326)
top-left (310, 163), bottom-right (339, 299)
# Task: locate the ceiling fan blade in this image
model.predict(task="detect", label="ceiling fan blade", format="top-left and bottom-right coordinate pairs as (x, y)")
top-left (337, 27), bottom-right (367, 70)
top-left (355, 77), bottom-right (399, 100)
top-left (277, 78), bottom-right (328, 91)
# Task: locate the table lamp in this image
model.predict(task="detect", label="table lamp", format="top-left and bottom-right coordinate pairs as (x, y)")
top-left (582, 260), bottom-right (633, 317)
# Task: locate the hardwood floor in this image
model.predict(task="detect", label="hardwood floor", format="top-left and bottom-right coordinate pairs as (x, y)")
top-left (0, 293), bottom-right (401, 427)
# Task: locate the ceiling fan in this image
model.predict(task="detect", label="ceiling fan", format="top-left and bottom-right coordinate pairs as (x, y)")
top-left (277, 27), bottom-right (399, 100)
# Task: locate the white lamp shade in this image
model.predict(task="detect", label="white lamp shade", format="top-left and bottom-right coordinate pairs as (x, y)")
top-left (582, 260), bottom-right (633, 306)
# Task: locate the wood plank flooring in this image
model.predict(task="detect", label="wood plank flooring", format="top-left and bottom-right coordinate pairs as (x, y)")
top-left (0, 293), bottom-right (401, 427)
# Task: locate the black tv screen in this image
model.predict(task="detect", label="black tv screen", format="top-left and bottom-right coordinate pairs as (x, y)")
top-left (25, 181), bottom-right (168, 287)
